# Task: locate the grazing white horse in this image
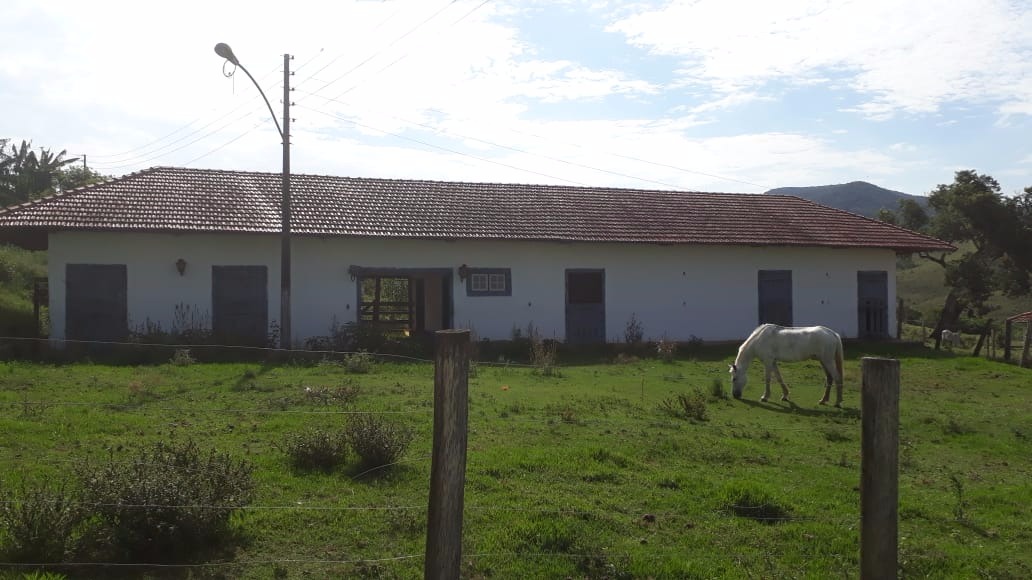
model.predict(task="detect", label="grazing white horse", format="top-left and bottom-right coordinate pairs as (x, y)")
top-left (729, 324), bottom-right (845, 407)
top-left (940, 329), bottom-right (962, 350)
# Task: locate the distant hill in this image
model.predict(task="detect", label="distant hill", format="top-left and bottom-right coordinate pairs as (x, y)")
top-left (765, 181), bottom-right (928, 218)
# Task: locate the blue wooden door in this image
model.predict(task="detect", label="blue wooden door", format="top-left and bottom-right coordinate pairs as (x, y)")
top-left (857, 270), bottom-right (888, 338)
top-left (565, 270), bottom-right (605, 344)
top-left (213, 266), bottom-right (268, 346)
top-left (65, 264), bottom-right (128, 342)
top-left (758, 270), bottom-right (793, 327)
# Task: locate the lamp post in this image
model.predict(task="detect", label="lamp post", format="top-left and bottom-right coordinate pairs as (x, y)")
top-left (214, 43), bottom-right (292, 350)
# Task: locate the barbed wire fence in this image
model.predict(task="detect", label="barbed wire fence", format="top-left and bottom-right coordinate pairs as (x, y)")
top-left (0, 332), bottom-right (902, 578)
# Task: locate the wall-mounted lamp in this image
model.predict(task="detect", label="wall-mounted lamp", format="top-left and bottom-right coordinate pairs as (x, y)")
top-left (348, 265), bottom-right (361, 281)
top-left (175, 258), bottom-right (187, 276)
top-left (457, 264), bottom-right (469, 281)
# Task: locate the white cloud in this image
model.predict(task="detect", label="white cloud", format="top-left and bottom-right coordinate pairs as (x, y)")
top-left (608, 0), bottom-right (1032, 119)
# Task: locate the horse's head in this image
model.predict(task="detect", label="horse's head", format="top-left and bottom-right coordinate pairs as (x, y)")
top-left (729, 363), bottom-right (746, 399)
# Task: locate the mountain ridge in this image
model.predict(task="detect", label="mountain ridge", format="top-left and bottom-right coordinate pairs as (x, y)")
top-left (765, 181), bottom-right (928, 218)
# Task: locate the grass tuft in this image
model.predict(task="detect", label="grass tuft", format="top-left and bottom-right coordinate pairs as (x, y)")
top-left (722, 485), bottom-right (793, 524)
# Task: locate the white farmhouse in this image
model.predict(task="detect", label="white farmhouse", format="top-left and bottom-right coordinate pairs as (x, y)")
top-left (0, 167), bottom-right (953, 346)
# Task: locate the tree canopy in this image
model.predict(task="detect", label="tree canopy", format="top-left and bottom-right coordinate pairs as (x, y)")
top-left (908, 171), bottom-right (1032, 347)
top-left (0, 139), bottom-right (107, 207)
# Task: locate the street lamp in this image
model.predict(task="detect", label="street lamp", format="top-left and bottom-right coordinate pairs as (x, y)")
top-left (214, 43), bottom-right (292, 351)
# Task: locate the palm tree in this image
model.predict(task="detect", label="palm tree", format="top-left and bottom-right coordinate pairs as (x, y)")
top-left (0, 140), bottom-right (79, 206)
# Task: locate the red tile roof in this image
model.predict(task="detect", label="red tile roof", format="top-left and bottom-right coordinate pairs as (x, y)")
top-left (0, 166), bottom-right (954, 252)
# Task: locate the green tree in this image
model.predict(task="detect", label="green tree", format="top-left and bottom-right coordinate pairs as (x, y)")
top-left (57, 165), bottom-right (110, 191)
top-left (920, 171), bottom-right (1032, 348)
top-left (876, 208), bottom-right (898, 225)
top-left (898, 198), bottom-right (929, 232)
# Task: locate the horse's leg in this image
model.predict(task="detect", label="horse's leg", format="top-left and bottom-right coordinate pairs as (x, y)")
top-left (772, 364), bottom-right (790, 401)
top-left (819, 363), bottom-right (832, 405)
top-left (834, 371), bottom-right (843, 408)
top-left (761, 364), bottom-right (772, 402)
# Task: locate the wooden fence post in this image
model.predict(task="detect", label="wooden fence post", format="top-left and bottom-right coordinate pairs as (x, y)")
top-left (1021, 323), bottom-right (1031, 369)
top-left (896, 298), bottom-right (904, 339)
top-left (425, 329), bottom-right (470, 580)
top-left (861, 357), bottom-right (900, 580)
top-left (1004, 320), bottom-right (1013, 362)
top-left (972, 320), bottom-right (991, 358)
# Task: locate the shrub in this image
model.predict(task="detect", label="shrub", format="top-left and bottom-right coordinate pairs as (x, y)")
top-left (169, 348), bottom-right (195, 366)
top-left (659, 390), bottom-right (708, 421)
top-left (282, 428), bottom-right (348, 472)
top-left (303, 383), bottom-right (360, 406)
top-left (655, 337), bottom-right (676, 362)
top-left (530, 332), bottom-right (560, 376)
top-left (0, 478), bottom-right (83, 563)
top-left (710, 378), bottom-right (727, 400)
top-left (76, 439), bottom-right (255, 563)
top-left (344, 351), bottom-right (373, 374)
top-left (624, 313), bottom-right (644, 344)
top-left (345, 415), bottom-right (414, 471)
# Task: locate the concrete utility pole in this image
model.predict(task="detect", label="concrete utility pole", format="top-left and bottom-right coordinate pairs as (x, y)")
top-left (214, 44), bottom-right (293, 350)
top-left (280, 52), bottom-right (292, 351)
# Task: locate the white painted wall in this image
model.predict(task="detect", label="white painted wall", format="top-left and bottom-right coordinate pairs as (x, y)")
top-left (47, 232), bottom-right (898, 344)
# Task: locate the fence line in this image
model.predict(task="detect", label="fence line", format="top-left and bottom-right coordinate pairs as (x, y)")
top-left (0, 335), bottom-right (539, 368)
top-left (1, 401), bottom-right (432, 415)
top-left (0, 554), bottom-right (424, 569)
top-left (0, 494), bottom-right (857, 523)
top-left (0, 546), bottom-right (854, 571)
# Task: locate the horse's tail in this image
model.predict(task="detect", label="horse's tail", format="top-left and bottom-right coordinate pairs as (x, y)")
top-left (834, 333), bottom-right (844, 382)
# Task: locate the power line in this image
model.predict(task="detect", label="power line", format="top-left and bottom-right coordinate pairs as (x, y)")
top-left (85, 64), bottom-right (282, 163)
top-left (326, 0), bottom-right (492, 102)
top-left (88, 103), bottom-right (271, 172)
top-left (296, 103), bottom-right (592, 187)
top-left (180, 119), bottom-right (268, 168)
top-left (414, 105), bottom-right (771, 191)
top-left (300, 89), bottom-right (692, 191)
top-left (294, 0), bottom-right (465, 106)
top-left (290, 1), bottom-right (414, 93)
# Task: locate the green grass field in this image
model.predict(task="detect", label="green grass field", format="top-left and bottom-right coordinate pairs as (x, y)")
top-left (1, 344), bottom-right (1030, 579)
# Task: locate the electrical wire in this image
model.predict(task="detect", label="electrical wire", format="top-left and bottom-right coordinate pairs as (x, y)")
top-left (85, 65), bottom-right (282, 163)
top-left (296, 103), bottom-right (592, 186)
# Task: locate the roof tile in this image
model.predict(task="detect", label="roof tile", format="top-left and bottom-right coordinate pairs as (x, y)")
top-left (0, 166), bottom-right (954, 252)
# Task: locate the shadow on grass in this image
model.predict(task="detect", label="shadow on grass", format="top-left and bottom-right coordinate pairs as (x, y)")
top-left (737, 397), bottom-right (861, 419)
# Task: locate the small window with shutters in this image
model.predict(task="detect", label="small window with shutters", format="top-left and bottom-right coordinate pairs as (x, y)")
top-left (465, 268), bottom-right (511, 297)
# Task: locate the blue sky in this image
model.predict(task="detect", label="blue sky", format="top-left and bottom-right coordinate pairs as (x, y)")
top-left (2, 0), bottom-right (1030, 197)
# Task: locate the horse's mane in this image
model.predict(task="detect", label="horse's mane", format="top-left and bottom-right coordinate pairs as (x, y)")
top-left (736, 324), bottom-right (776, 362)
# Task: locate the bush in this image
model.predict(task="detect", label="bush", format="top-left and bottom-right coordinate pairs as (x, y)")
top-left (282, 428), bottom-right (348, 472)
top-left (344, 351), bottom-right (373, 374)
top-left (346, 415), bottom-right (414, 471)
top-left (659, 390), bottom-right (708, 421)
top-left (169, 348), bottom-right (195, 366)
top-left (624, 313), bottom-right (644, 344)
top-left (530, 332), bottom-right (560, 376)
top-left (0, 478), bottom-right (83, 563)
top-left (655, 337), bottom-right (676, 362)
top-left (710, 378), bottom-right (727, 400)
top-left (303, 383), bottom-right (360, 406)
top-left (76, 439), bottom-right (255, 563)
